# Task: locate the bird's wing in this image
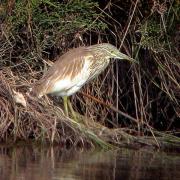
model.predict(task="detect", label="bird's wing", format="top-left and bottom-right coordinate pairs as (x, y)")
top-left (32, 47), bottom-right (94, 97)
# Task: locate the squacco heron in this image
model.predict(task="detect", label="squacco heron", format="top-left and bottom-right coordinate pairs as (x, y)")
top-left (31, 43), bottom-right (136, 118)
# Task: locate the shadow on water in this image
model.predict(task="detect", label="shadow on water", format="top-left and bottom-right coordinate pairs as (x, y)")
top-left (0, 145), bottom-right (180, 180)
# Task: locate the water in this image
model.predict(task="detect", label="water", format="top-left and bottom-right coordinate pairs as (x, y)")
top-left (0, 145), bottom-right (180, 180)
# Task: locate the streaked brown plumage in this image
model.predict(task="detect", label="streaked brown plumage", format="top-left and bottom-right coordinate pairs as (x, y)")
top-left (32, 43), bottom-right (135, 98)
top-left (32, 47), bottom-right (91, 97)
top-left (31, 43), bottom-right (136, 117)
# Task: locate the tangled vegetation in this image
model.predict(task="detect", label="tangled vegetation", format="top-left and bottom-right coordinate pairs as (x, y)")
top-left (0, 0), bottom-right (179, 149)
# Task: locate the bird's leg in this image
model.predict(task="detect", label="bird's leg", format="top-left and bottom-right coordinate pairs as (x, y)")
top-left (63, 96), bottom-right (68, 116)
top-left (63, 96), bottom-right (79, 122)
top-left (67, 98), bottom-right (78, 122)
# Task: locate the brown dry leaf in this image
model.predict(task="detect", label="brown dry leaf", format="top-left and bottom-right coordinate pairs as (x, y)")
top-left (12, 89), bottom-right (27, 107)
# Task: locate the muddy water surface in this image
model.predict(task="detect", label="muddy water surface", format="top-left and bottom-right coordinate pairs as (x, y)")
top-left (0, 145), bottom-right (180, 180)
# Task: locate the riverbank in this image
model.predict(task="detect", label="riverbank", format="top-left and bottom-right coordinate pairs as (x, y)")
top-left (0, 0), bottom-right (179, 149)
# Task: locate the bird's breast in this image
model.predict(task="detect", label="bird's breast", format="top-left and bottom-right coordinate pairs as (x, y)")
top-left (88, 58), bottom-right (110, 81)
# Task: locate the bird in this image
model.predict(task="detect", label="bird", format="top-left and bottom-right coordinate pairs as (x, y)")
top-left (31, 43), bottom-right (136, 119)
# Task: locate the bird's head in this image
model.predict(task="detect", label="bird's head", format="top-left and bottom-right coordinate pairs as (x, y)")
top-left (96, 43), bottom-right (137, 63)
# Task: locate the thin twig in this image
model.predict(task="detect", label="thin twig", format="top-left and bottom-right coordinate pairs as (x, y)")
top-left (119, 0), bottom-right (139, 49)
top-left (80, 92), bottom-right (139, 124)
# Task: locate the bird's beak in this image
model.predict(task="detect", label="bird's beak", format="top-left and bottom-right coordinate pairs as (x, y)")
top-left (116, 52), bottom-right (138, 64)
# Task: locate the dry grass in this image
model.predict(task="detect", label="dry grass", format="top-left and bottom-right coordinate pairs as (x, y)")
top-left (0, 66), bottom-right (179, 149)
top-left (0, 69), bottom-right (124, 149)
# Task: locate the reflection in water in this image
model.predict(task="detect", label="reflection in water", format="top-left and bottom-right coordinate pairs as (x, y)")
top-left (0, 145), bottom-right (180, 180)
